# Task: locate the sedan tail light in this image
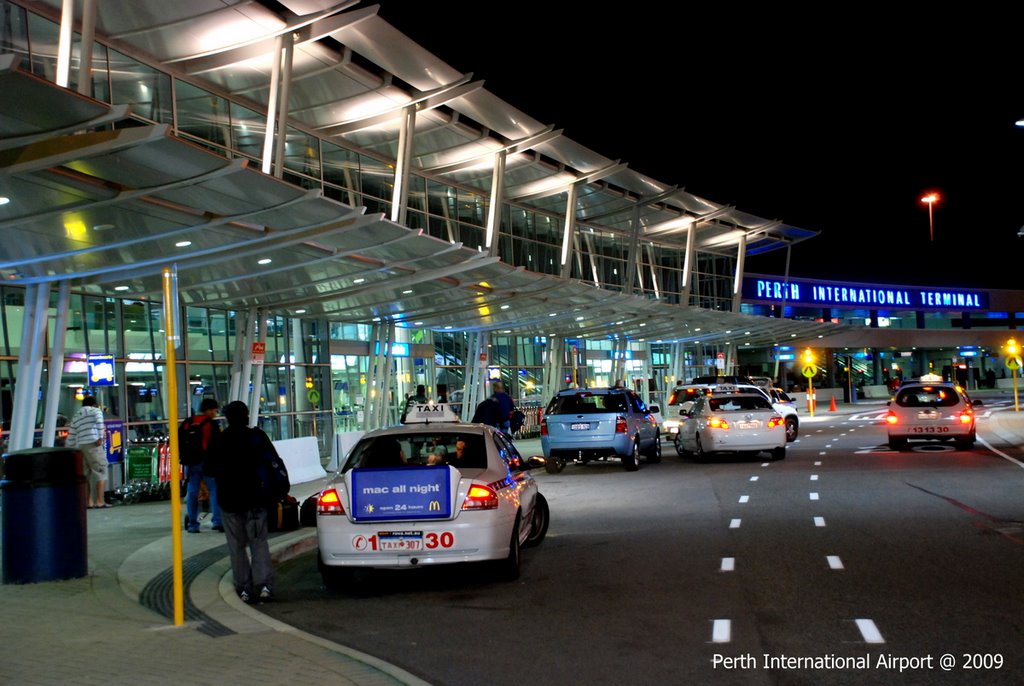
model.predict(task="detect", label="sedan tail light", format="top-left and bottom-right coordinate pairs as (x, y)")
top-left (885, 411), bottom-right (898, 425)
top-left (615, 416), bottom-right (628, 433)
top-left (767, 415), bottom-right (783, 429)
top-left (707, 416), bottom-right (730, 429)
top-left (317, 488), bottom-right (345, 515)
top-left (958, 410), bottom-right (973, 424)
top-left (462, 484), bottom-right (498, 510)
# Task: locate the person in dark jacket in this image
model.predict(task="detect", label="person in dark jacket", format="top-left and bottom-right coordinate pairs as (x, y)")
top-left (206, 401), bottom-right (277, 604)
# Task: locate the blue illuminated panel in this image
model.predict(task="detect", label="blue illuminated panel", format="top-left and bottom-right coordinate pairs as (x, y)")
top-left (350, 466), bottom-right (452, 521)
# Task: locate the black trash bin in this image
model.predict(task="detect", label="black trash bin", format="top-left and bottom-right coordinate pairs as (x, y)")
top-left (1, 447), bottom-right (88, 584)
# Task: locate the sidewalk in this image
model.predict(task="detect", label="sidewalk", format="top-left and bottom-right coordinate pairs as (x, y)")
top-left (0, 477), bottom-right (428, 686)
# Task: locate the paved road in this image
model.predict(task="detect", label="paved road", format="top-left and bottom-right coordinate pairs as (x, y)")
top-left (261, 414), bottom-right (1024, 685)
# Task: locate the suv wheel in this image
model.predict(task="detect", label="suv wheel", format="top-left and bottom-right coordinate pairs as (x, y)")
top-left (544, 456), bottom-right (566, 474)
top-left (622, 439), bottom-right (640, 471)
top-left (785, 416), bottom-right (799, 442)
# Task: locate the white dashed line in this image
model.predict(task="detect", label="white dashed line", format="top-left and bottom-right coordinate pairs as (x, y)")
top-left (749, 476), bottom-right (759, 482)
top-left (810, 474), bottom-right (819, 481)
top-left (809, 492), bottom-right (820, 501)
top-left (816, 429), bottom-right (823, 433)
top-left (761, 462), bottom-right (770, 467)
top-left (721, 557), bottom-right (735, 572)
top-left (729, 518), bottom-right (742, 529)
top-left (738, 495), bottom-right (750, 503)
top-left (819, 451), bottom-right (827, 455)
top-left (827, 555), bottom-right (844, 569)
top-left (814, 516), bottom-right (826, 527)
top-left (712, 619), bottom-right (732, 643)
top-left (855, 619), bottom-right (885, 644)
top-left (814, 461), bottom-right (822, 466)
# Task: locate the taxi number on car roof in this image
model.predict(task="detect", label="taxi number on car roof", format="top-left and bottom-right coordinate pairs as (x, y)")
top-left (352, 531), bottom-right (456, 552)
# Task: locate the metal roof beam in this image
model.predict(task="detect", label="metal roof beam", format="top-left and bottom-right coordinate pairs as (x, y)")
top-left (0, 124), bottom-right (169, 177)
top-left (506, 161), bottom-right (627, 202)
top-left (421, 125), bottom-right (562, 175)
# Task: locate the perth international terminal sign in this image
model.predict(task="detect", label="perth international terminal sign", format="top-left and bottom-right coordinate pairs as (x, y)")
top-left (743, 276), bottom-right (989, 311)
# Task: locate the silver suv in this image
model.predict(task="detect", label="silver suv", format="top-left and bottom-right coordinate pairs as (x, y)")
top-left (540, 388), bottom-right (661, 473)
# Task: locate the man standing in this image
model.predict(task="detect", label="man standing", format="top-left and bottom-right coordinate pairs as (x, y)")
top-left (207, 401), bottom-right (284, 604)
top-left (491, 380), bottom-right (514, 434)
top-left (67, 396), bottom-right (108, 508)
top-left (179, 398), bottom-right (223, 534)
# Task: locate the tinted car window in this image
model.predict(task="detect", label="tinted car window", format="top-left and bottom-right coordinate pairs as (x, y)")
top-left (708, 396), bottom-right (773, 412)
top-left (345, 432), bottom-right (487, 471)
top-left (548, 393), bottom-right (629, 414)
top-left (894, 386), bottom-right (960, 408)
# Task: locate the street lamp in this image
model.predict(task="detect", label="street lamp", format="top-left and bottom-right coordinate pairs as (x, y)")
top-left (920, 193), bottom-right (939, 242)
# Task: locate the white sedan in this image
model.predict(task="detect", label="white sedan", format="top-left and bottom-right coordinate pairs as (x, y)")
top-left (316, 404), bottom-right (549, 586)
top-left (675, 393), bottom-right (787, 460)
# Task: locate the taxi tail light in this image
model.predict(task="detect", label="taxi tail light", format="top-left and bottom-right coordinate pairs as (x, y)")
top-left (885, 411), bottom-right (899, 425)
top-left (767, 415), bottom-right (783, 429)
top-left (462, 484), bottom-right (498, 510)
top-left (615, 416), bottom-right (628, 433)
top-left (540, 418), bottom-right (548, 436)
top-left (317, 488), bottom-right (345, 515)
top-left (708, 416), bottom-right (730, 430)
top-left (958, 411), bottom-right (973, 424)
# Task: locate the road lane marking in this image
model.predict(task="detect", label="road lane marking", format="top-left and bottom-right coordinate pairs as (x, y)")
top-left (810, 474), bottom-right (819, 481)
top-left (712, 619), bottom-right (731, 643)
top-left (721, 557), bottom-right (735, 572)
top-left (729, 518), bottom-right (742, 529)
top-left (814, 461), bottom-right (822, 466)
top-left (814, 516), bottom-right (826, 527)
top-left (855, 619), bottom-right (885, 644)
top-left (761, 462), bottom-right (770, 467)
top-left (978, 434), bottom-right (1024, 470)
top-left (819, 451), bottom-right (827, 455)
top-left (809, 492), bottom-right (820, 500)
top-left (738, 495), bottom-right (750, 503)
top-left (827, 555), bottom-right (844, 569)
top-left (749, 476), bottom-right (759, 482)
top-left (816, 429), bottom-right (823, 433)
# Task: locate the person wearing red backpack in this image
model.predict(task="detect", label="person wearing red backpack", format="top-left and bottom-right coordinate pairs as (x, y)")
top-left (180, 398), bottom-right (223, 534)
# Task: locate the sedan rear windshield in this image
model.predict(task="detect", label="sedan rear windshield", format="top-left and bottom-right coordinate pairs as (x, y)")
top-left (707, 396), bottom-right (773, 412)
top-left (894, 386), bottom-right (960, 408)
top-left (345, 433), bottom-right (487, 471)
top-left (547, 393), bottom-right (628, 415)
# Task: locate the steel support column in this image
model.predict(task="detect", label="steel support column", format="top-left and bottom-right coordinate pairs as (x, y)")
top-left (732, 233), bottom-right (748, 312)
top-left (390, 105), bottom-right (417, 225)
top-left (681, 221), bottom-right (697, 305)
top-left (485, 150), bottom-right (506, 256)
top-left (11, 284), bottom-right (50, 450)
top-left (41, 281), bottom-right (71, 447)
top-left (249, 313), bottom-right (268, 427)
top-left (272, 34), bottom-right (295, 180)
top-left (559, 183), bottom-right (579, 279)
top-left (261, 35), bottom-right (285, 175)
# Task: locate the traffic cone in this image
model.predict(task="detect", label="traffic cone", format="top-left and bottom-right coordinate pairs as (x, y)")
top-left (829, 395), bottom-right (837, 412)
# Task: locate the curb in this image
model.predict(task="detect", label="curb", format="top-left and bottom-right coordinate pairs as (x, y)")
top-left (216, 529), bottom-right (432, 686)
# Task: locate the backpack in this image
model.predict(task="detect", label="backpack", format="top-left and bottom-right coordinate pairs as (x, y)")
top-left (254, 429), bottom-right (290, 502)
top-left (179, 416), bottom-right (210, 466)
top-left (509, 408), bottom-right (526, 433)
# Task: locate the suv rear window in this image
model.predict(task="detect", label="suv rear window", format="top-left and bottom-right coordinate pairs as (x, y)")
top-left (547, 392), bottom-right (629, 415)
top-left (894, 386), bottom-right (959, 408)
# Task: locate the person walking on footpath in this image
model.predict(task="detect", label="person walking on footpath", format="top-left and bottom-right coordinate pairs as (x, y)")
top-left (207, 401), bottom-right (289, 604)
top-left (179, 398), bottom-right (223, 534)
top-left (67, 395), bottom-right (109, 508)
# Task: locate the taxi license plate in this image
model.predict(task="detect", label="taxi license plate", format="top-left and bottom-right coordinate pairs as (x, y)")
top-left (570, 422), bottom-right (590, 430)
top-left (911, 426), bottom-right (949, 434)
top-left (352, 531), bottom-right (423, 552)
top-left (736, 421), bottom-right (760, 430)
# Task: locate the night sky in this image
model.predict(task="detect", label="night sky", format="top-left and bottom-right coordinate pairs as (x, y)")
top-left (377, 3), bottom-right (1024, 291)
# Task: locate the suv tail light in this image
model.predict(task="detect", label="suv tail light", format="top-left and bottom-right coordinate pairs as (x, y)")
top-left (462, 484), bottom-right (498, 510)
top-left (317, 488), bottom-right (345, 515)
top-left (885, 410), bottom-right (898, 425)
top-left (615, 416), bottom-right (628, 433)
top-left (707, 416), bottom-right (730, 429)
top-left (540, 418), bottom-right (548, 436)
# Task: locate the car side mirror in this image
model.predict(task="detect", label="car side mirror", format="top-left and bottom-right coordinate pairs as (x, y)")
top-left (649, 404), bottom-right (660, 414)
top-left (526, 456), bottom-right (547, 470)
top-left (886, 401), bottom-right (891, 406)
top-left (972, 399), bottom-right (984, 407)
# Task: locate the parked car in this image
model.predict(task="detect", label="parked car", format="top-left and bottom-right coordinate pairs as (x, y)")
top-left (315, 404), bottom-right (548, 586)
top-left (675, 391), bottom-right (787, 461)
top-left (540, 388), bottom-right (660, 472)
top-left (885, 382), bottom-right (981, 450)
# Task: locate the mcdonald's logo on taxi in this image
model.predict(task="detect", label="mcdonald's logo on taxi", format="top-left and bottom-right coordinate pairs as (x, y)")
top-left (428, 500), bottom-right (441, 512)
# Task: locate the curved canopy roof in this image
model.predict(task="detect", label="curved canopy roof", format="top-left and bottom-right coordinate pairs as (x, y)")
top-left (0, 2), bottom-right (842, 347)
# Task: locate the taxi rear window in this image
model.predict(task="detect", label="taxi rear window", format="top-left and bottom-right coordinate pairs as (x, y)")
top-left (708, 396), bottom-right (772, 412)
top-left (547, 393), bottom-right (628, 415)
top-left (894, 386), bottom-right (959, 408)
top-left (345, 433), bottom-right (487, 471)
top-left (668, 387), bottom-right (707, 406)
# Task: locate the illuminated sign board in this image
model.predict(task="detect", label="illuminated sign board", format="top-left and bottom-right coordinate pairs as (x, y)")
top-left (350, 466), bottom-right (452, 521)
top-left (372, 342), bottom-right (410, 357)
top-left (87, 355), bottom-right (115, 386)
top-left (743, 276), bottom-right (989, 310)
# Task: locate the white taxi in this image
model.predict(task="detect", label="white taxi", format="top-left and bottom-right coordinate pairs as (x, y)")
top-left (885, 381), bottom-right (981, 450)
top-left (675, 391), bottom-right (787, 461)
top-left (316, 403), bottom-right (549, 586)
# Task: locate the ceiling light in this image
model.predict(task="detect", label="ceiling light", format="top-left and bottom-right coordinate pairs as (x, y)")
top-left (295, 309), bottom-right (306, 314)
top-left (353, 278), bottom-right (366, 284)
top-left (500, 305), bottom-right (510, 310)
top-left (114, 286), bottom-right (130, 292)
top-left (444, 326), bottom-right (453, 330)
top-left (0, 196), bottom-right (9, 206)
top-left (413, 321), bottom-right (423, 326)
top-left (92, 224), bottom-right (115, 232)
top-left (402, 289), bottom-right (413, 294)
top-left (549, 313), bottom-right (557, 317)
top-left (503, 330), bottom-right (512, 334)
top-left (258, 258), bottom-right (272, 265)
top-left (175, 240), bottom-right (192, 248)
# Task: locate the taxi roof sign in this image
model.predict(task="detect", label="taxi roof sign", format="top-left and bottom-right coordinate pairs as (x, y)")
top-left (403, 403), bottom-right (460, 424)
